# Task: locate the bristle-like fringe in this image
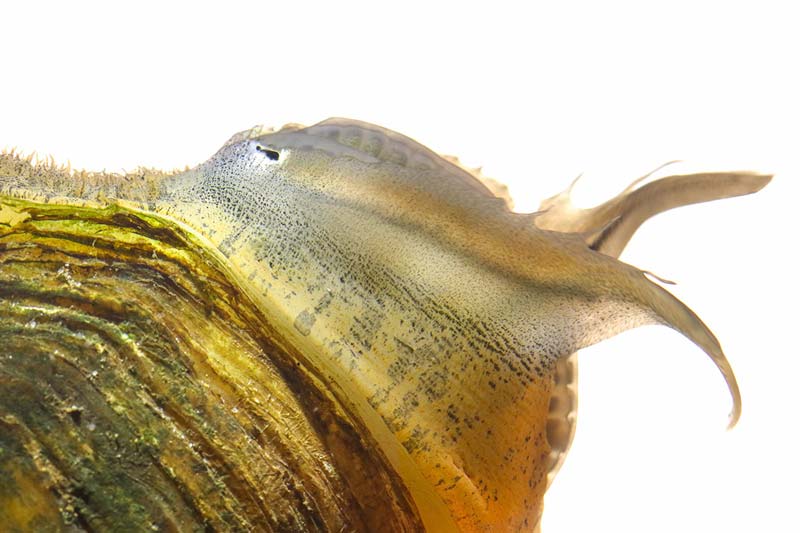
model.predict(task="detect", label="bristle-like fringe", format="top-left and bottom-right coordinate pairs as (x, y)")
top-left (0, 150), bottom-right (178, 205)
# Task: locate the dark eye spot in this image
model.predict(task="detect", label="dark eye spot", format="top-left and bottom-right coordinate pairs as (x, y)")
top-left (256, 145), bottom-right (280, 161)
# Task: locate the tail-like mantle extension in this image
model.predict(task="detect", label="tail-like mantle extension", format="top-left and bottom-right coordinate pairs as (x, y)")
top-left (537, 168), bottom-right (771, 485)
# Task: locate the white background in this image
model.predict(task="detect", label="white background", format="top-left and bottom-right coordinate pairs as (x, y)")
top-left (1, 2), bottom-right (797, 531)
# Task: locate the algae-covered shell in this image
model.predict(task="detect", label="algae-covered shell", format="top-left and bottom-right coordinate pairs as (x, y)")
top-left (0, 119), bottom-right (771, 531)
top-left (0, 198), bottom-right (424, 531)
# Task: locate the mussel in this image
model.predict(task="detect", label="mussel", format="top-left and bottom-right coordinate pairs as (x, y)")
top-left (0, 118), bottom-right (771, 531)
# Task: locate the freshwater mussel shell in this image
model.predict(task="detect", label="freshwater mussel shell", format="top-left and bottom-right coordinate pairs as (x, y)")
top-left (0, 199), bottom-right (422, 531)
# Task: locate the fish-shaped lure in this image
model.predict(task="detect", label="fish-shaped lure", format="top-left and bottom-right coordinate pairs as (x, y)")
top-left (0, 119), bottom-right (770, 531)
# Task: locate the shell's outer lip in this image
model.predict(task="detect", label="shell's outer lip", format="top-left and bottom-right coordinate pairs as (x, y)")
top-left (117, 203), bottom-right (461, 532)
